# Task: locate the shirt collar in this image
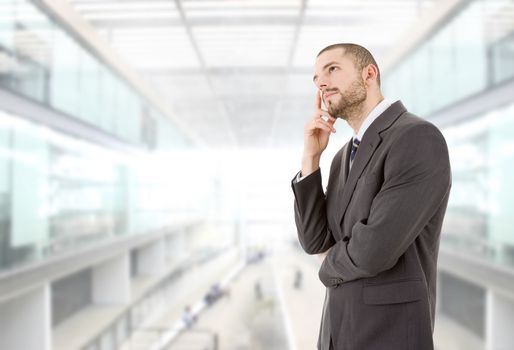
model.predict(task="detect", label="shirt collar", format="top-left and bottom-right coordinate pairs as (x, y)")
top-left (354, 98), bottom-right (392, 142)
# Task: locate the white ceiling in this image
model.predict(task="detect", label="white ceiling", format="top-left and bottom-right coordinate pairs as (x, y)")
top-left (67, 0), bottom-right (439, 148)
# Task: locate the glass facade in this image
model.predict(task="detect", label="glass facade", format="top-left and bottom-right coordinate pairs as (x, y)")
top-left (0, 0), bottom-right (197, 273)
top-left (0, 0), bottom-right (188, 149)
top-left (383, 3), bottom-right (514, 339)
top-left (383, 0), bottom-right (514, 270)
top-left (442, 101), bottom-right (514, 266)
top-left (383, 0), bottom-right (514, 117)
top-left (0, 107), bottom-right (199, 273)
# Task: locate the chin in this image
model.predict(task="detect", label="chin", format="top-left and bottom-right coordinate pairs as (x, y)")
top-left (328, 106), bottom-right (339, 117)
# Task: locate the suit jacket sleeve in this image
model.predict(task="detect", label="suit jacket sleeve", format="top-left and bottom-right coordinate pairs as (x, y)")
top-left (319, 123), bottom-right (451, 286)
top-left (291, 168), bottom-right (336, 254)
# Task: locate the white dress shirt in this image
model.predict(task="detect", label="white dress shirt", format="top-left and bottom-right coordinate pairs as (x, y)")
top-left (296, 98), bottom-right (392, 182)
top-left (353, 98), bottom-right (391, 142)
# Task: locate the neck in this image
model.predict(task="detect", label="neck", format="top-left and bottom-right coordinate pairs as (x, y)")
top-left (346, 93), bottom-right (384, 135)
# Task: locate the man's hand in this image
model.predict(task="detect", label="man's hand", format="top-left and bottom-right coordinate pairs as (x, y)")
top-left (301, 90), bottom-right (337, 177)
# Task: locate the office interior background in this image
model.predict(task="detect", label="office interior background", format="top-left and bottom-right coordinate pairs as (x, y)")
top-left (0, 0), bottom-right (513, 349)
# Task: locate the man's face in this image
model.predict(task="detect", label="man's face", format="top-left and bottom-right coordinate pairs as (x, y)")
top-left (313, 49), bottom-right (367, 120)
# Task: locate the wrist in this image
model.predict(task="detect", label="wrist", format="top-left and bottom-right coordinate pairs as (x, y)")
top-left (301, 154), bottom-right (320, 177)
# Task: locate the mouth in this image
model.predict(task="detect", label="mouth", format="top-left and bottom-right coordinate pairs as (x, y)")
top-left (324, 91), bottom-right (338, 100)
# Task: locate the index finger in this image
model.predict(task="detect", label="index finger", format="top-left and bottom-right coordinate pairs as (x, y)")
top-left (315, 89), bottom-right (322, 110)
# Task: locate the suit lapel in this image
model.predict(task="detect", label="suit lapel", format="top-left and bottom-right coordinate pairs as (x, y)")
top-left (328, 140), bottom-right (350, 207)
top-left (335, 101), bottom-right (407, 228)
top-left (342, 139), bottom-right (352, 181)
top-left (331, 140), bottom-right (351, 207)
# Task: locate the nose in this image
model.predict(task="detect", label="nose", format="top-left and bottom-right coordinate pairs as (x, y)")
top-left (316, 75), bottom-right (328, 90)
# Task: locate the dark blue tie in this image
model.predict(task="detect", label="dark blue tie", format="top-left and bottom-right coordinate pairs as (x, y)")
top-left (350, 138), bottom-right (360, 162)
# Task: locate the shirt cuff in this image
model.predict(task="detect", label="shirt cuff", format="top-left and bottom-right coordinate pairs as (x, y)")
top-left (295, 171), bottom-right (305, 183)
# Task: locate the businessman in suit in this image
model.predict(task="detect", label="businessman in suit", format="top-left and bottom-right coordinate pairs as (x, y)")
top-left (291, 43), bottom-right (451, 350)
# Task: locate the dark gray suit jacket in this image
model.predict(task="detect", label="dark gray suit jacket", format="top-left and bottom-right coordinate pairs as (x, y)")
top-left (291, 101), bottom-right (451, 350)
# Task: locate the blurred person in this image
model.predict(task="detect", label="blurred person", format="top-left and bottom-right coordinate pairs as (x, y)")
top-left (182, 305), bottom-right (196, 329)
top-left (204, 283), bottom-right (223, 306)
top-left (291, 43), bottom-right (451, 350)
top-left (293, 267), bottom-right (303, 290)
top-left (254, 279), bottom-right (263, 300)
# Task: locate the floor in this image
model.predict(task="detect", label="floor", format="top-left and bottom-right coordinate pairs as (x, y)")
top-left (120, 246), bottom-right (482, 350)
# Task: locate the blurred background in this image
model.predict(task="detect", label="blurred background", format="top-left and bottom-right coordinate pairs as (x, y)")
top-left (0, 0), bottom-right (513, 349)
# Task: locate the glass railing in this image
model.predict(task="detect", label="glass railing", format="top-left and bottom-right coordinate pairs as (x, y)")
top-left (440, 100), bottom-right (514, 269)
top-left (0, 0), bottom-right (189, 149)
top-left (0, 108), bottom-right (199, 273)
top-left (383, 0), bottom-right (514, 117)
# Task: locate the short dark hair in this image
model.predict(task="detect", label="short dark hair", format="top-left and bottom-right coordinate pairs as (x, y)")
top-left (317, 43), bottom-right (381, 86)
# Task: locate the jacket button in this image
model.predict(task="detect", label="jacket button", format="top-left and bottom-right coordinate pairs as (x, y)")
top-left (331, 278), bottom-right (343, 286)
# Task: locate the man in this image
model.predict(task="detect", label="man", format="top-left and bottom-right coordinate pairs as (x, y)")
top-left (291, 43), bottom-right (451, 350)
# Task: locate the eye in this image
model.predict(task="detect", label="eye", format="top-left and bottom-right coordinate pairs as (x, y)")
top-left (328, 66), bottom-right (337, 73)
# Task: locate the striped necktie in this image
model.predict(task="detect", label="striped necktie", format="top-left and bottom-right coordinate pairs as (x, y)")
top-left (350, 138), bottom-right (360, 162)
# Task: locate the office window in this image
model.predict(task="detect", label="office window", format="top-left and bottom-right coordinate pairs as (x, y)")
top-left (51, 29), bottom-right (80, 116)
top-left (78, 50), bottom-right (101, 125)
top-left (0, 1), bottom-right (15, 51)
top-left (442, 101), bottom-right (514, 266)
top-left (98, 65), bottom-right (118, 133)
top-left (11, 0), bottom-right (52, 102)
top-left (0, 124), bottom-right (10, 269)
top-left (453, 1), bottom-right (487, 100)
top-left (490, 33), bottom-right (514, 85)
top-left (10, 120), bottom-right (49, 261)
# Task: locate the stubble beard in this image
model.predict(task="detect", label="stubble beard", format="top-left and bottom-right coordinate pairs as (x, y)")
top-left (327, 78), bottom-right (367, 122)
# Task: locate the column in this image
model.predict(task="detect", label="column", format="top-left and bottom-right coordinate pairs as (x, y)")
top-left (0, 285), bottom-right (51, 350)
top-left (486, 290), bottom-right (514, 350)
top-left (92, 253), bottom-right (130, 304)
top-left (136, 238), bottom-right (165, 276)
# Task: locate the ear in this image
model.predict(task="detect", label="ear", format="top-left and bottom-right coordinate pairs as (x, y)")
top-left (362, 64), bottom-right (378, 86)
